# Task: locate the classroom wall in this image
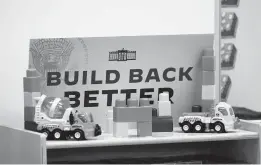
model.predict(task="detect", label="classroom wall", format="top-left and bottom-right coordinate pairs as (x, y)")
top-left (221, 0), bottom-right (261, 111)
top-left (0, 0), bottom-right (215, 129)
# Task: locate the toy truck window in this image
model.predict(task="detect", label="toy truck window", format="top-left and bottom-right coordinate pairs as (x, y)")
top-left (218, 107), bottom-right (228, 116)
top-left (78, 114), bottom-right (89, 123)
top-left (229, 108), bottom-right (234, 115)
top-left (41, 98), bottom-right (67, 119)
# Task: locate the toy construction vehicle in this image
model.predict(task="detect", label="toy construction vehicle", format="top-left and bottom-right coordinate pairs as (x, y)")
top-left (179, 102), bottom-right (239, 133)
top-left (34, 95), bottom-right (102, 140)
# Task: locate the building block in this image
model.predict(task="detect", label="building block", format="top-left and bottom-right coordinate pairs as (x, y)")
top-left (202, 71), bottom-right (215, 85)
top-left (115, 99), bottom-right (126, 107)
top-left (192, 105), bottom-right (202, 112)
top-left (221, 12), bottom-right (238, 38)
top-left (221, 0), bottom-right (239, 7)
top-left (24, 92), bottom-right (41, 107)
top-left (152, 116), bottom-right (173, 132)
top-left (105, 110), bottom-right (113, 134)
top-left (24, 106), bottom-right (35, 122)
top-left (23, 77), bottom-right (41, 92)
top-left (26, 68), bottom-right (40, 77)
top-left (201, 99), bottom-right (215, 113)
top-left (113, 122), bottom-right (128, 137)
top-left (127, 98), bottom-right (139, 107)
top-left (202, 56), bottom-right (215, 71)
top-left (221, 75), bottom-right (232, 101)
top-left (139, 98), bottom-right (150, 107)
top-left (221, 43), bottom-right (237, 69)
top-left (113, 106), bottom-right (152, 122)
top-left (152, 108), bottom-right (158, 117)
top-left (202, 85), bottom-right (215, 100)
top-left (137, 121), bottom-right (152, 137)
top-left (159, 92), bottom-right (169, 101)
top-left (203, 48), bottom-right (214, 56)
top-left (158, 101), bottom-right (171, 116)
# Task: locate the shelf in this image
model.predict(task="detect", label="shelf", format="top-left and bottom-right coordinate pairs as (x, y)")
top-left (47, 128), bottom-right (258, 149)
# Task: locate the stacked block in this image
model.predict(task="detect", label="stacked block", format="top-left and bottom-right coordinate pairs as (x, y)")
top-left (105, 110), bottom-right (113, 134)
top-left (221, 43), bottom-right (237, 69)
top-left (152, 116), bottom-right (173, 132)
top-left (113, 98), bottom-right (152, 137)
top-left (221, 75), bottom-right (232, 101)
top-left (221, 12), bottom-right (238, 38)
top-left (23, 68), bottom-right (41, 130)
top-left (158, 92), bottom-right (171, 116)
top-left (221, 0), bottom-right (239, 7)
top-left (201, 49), bottom-right (216, 112)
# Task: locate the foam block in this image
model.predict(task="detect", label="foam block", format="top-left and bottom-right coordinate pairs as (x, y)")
top-left (203, 48), bottom-right (214, 56)
top-left (113, 106), bottom-right (152, 122)
top-left (201, 99), bottom-right (215, 113)
top-left (152, 108), bottom-right (158, 117)
top-left (137, 121), bottom-right (152, 137)
top-left (26, 69), bottom-right (39, 77)
top-left (221, 12), bottom-right (238, 37)
top-left (115, 99), bottom-right (126, 107)
top-left (202, 85), bottom-right (215, 100)
top-left (139, 98), bottom-right (150, 107)
top-left (159, 92), bottom-right (169, 101)
top-left (127, 99), bottom-right (139, 107)
top-left (192, 105), bottom-right (202, 112)
top-left (158, 101), bottom-right (171, 116)
top-left (202, 71), bottom-right (215, 85)
top-left (202, 56), bottom-right (215, 71)
top-left (221, 43), bottom-right (237, 69)
top-left (23, 77), bottom-right (41, 92)
top-left (113, 122), bottom-right (128, 137)
top-left (24, 106), bottom-right (35, 122)
top-left (152, 116), bottom-right (173, 132)
top-left (106, 110), bottom-right (113, 134)
top-left (24, 92), bottom-right (41, 107)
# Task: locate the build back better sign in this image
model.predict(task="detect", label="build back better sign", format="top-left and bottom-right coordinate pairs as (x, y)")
top-left (28, 34), bottom-right (213, 128)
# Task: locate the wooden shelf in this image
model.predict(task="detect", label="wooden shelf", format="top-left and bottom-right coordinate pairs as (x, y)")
top-left (47, 128), bottom-right (258, 149)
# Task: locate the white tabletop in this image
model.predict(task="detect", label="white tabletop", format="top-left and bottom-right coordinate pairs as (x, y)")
top-left (47, 128), bottom-right (258, 149)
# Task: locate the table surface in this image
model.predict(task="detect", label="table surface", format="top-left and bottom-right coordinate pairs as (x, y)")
top-left (47, 128), bottom-right (258, 149)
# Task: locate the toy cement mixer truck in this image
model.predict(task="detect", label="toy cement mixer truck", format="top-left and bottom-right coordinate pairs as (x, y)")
top-left (34, 95), bottom-right (102, 140)
top-left (179, 102), bottom-right (239, 133)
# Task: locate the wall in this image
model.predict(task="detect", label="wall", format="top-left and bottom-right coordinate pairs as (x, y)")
top-left (221, 0), bottom-right (261, 111)
top-left (0, 0), bottom-right (215, 129)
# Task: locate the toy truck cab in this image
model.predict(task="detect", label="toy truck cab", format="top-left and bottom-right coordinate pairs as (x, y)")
top-left (210, 102), bottom-right (237, 132)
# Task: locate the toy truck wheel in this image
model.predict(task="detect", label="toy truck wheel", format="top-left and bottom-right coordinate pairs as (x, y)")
top-left (193, 122), bottom-right (205, 133)
top-left (73, 129), bottom-right (85, 140)
top-left (214, 122), bottom-right (225, 133)
top-left (181, 122), bottom-right (192, 133)
top-left (52, 129), bottom-right (63, 140)
top-left (41, 129), bottom-right (51, 139)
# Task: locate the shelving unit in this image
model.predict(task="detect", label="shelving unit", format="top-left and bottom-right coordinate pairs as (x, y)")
top-left (1, 120), bottom-right (261, 164)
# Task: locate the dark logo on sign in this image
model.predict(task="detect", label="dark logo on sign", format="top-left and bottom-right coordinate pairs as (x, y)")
top-left (30, 38), bottom-right (74, 76)
top-left (109, 48), bottom-right (136, 61)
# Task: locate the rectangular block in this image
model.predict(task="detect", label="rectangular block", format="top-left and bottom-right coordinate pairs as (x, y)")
top-left (137, 121), bottom-right (152, 137)
top-left (152, 108), bottom-right (158, 117)
top-left (26, 69), bottom-right (39, 77)
top-left (106, 118), bottom-right (113, 134)
top-left (152, 116), bottom-right (173, 132)
top-left (202, 85), bottom-right (215, 100)
top-left (24, 92), bottom-right (41, 107)
top-left (201, 99), bottom-right (215, 113)
top-left (203, 48), bottom-right (214, 56)
top-left (202, 71), bottom-right (215, 85)
top-left (113, 106), bottom-right (152, 122)
top-left (24, 106), bottom-right (35, 122)
top-left (23, 77), bottom-right (41, 92)
top-left (158, 101), bottom-right (171, 116)
top-left (128, 122), bottom-right (137, 130)
top-left (202, 56), bottom-right (215, 71)
top-left (113, 122), bottom-right (128, 138)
